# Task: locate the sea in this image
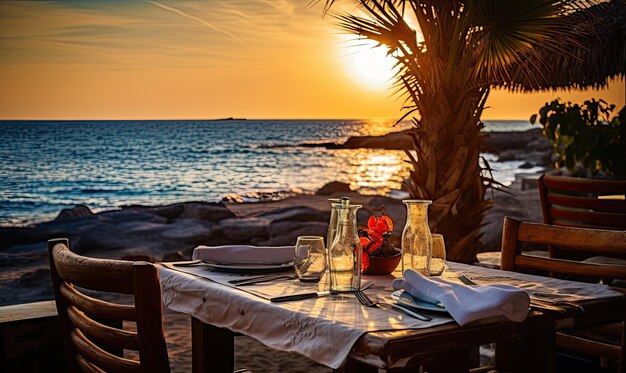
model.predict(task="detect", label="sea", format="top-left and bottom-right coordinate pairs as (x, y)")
top-left (0, 119), bottom-right (542, 226)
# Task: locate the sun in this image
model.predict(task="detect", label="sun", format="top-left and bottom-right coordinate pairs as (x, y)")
top-left (340, 38), bottom-right (397, 90)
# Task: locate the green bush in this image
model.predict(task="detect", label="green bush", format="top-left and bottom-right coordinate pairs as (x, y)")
top-left (530, 99), bottom-right (625, 178)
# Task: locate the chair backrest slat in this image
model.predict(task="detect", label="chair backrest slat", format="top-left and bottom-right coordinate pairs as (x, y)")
top-left (52, 246), bottom-right (134, 294)
top-left (71, 329), bottom-right (141, 372)
top-left (538, 174), bottom-right (626, 230)
top-left (517, 222), bottom-right (626, 255)
top-left (549, 207), bottom-right (626, 229)
top-left (515, 255), bottom-right (626, 280)
top-left (48, 238), bottom-right (170, 373)
top-left (501, 217), bottom-right (626, 280)
top-left (60, 283), bottom-right (136, 321)
top-left (77, 354), bottom-right (106, 373)
top-left (547, 194), bottom-right (626, 213)
top-left (67, 305), bottom-right (139, 350)
top-left (542, 175), bottom-right (626, 194)
top-left (76, 354), bottom-right (106, 373)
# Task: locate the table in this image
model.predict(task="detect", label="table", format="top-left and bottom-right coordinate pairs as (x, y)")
top-left (158, 262), bottom-right (626, 373)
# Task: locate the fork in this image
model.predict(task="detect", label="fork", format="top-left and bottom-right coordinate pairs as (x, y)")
top-left (458, 274), bottom-right (477, 286)
top-left (354, 290), bottom-right (432, 321)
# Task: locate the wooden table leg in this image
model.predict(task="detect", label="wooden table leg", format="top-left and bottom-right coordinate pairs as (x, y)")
top-left (191, 317), bottom-right (234, 373)
top-left (332, 356), bottom-right (378, 373)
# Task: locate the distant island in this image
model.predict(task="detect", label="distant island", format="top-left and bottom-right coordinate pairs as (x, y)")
top-left (209, 117), bottom-right (247, 121)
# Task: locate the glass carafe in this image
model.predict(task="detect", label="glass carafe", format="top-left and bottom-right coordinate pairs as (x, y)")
top-left (329, 203), bottom-right (362, 293)
top-left (401, 200), bottom-right (432, 276)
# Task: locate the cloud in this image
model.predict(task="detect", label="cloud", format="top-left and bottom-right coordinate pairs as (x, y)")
top-left (146, 1), bottom-right (244, 44)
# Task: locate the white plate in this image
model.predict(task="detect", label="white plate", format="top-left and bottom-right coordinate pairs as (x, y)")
top-left (203, 261), bottom-right (294, 274)
top-left (391, 290), bottom-right (448, 313)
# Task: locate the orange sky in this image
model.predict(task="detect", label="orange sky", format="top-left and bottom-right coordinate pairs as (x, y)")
top-left (0, 1), bottom-right (623, 121)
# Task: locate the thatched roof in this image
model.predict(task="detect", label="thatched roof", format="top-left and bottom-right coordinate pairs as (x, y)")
top-left (500, 0), bottom-right (626, 92)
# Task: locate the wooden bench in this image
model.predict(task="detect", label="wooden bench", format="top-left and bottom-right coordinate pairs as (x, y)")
top-left (0, 300), bottom-right (66, 372)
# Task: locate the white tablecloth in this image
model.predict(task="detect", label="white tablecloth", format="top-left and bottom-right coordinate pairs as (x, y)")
top-left (158, 266), bottom-right (453, 369)
top-left (158, 262), bottom-right (622, 369)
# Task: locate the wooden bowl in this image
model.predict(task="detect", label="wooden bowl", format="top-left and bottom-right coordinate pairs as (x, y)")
top-left (362, 253), bottom-right (401, 275)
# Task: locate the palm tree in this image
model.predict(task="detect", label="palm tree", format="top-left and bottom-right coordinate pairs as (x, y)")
top-left (324, 0), bottom-right (625, 263)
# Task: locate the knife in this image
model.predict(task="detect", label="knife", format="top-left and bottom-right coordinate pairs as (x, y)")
top-left (529, 299), bottom-right (567, 313)
top-left (271, 291), bottom-right (331, 302)
top-left (269, 282), bottom-right (373, 303)
top-left (378, 302), bottom-right (432, 321)
top-left (229, 274), bottom-right (294, 286)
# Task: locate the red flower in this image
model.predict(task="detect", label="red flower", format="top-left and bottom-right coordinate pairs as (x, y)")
top-left (360, 214), bottom-right (394, 271)
top-left (368, 215), bottom-right (393, 234)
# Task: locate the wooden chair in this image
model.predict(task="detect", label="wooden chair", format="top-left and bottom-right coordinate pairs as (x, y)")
top-left (48, 238), bottom-right (170, 373)
top-left (538, 174), bottom-right (626, 230)
top-left (500, 217), bottom-right (626, 372)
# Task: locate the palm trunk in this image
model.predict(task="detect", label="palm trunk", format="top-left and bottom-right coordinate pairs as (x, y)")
top-left (404, 81), bottom-right (492, 263)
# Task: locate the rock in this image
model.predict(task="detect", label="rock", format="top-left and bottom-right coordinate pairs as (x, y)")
top-left (98, 209), bottom-right (167, 224)
top-left (16, 267), bottom-right (51, 288)
top-left (216, 218), bottom-right (269, 241)
top-left (316, 181), bottom-right (352, 195)
top-left (121, 203), bottom-right (185, 221)
top-left (479, 184), bottom-right (543, 251)
top-left (0, 266), bottom-right (54, 306)
top-left (519, 162), bottom-right (534, 169)
top-left (485, 128), bottom-right (544, 151)
top-left (72, 218), bottom-right (214, 255)
top-left (259, 207), bottom-right (329, 223)
top-left (147, 204), bottom-right (185, 220)
top-left (161, 220), bottom-right (214, 242)
top-left (222, 194), bottom-right (245, 203)
top-left (3, 241), bottom-right (47, 254)
top-left (0, 251), bottom-right (47, 267)
top-left (496, 149), bottom-right (518, 161)
top-left (0, 227), bottom-right (51, 250)
top-left (180, 203), bottom-right (235, 221)
top-left (340, 131), bottom-right (413, 150)
top-left (55, 205), bottom-right (93, 221)
top-left (255, 221), bottom-right (328, 246)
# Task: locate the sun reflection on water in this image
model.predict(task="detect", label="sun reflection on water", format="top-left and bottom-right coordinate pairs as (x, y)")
top-left (332, 149), bottom-right (410, 195)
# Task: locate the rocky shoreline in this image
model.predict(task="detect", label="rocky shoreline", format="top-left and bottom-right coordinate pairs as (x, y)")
top-left (299, 128), bottom-right (552, 167)
top-left (0, 180), bottom-right (543, 307)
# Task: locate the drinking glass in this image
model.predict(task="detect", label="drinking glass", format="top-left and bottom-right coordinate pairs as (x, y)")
top-left (294, 236), bottom-right (327, 282)
top-left (430, 234), bottom-right (446, 276)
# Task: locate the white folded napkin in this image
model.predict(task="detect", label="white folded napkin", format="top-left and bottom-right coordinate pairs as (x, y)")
top-left (192, 245), bottom-right (294, 265)
top-left (392, 269), bottom-right (530, 326)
